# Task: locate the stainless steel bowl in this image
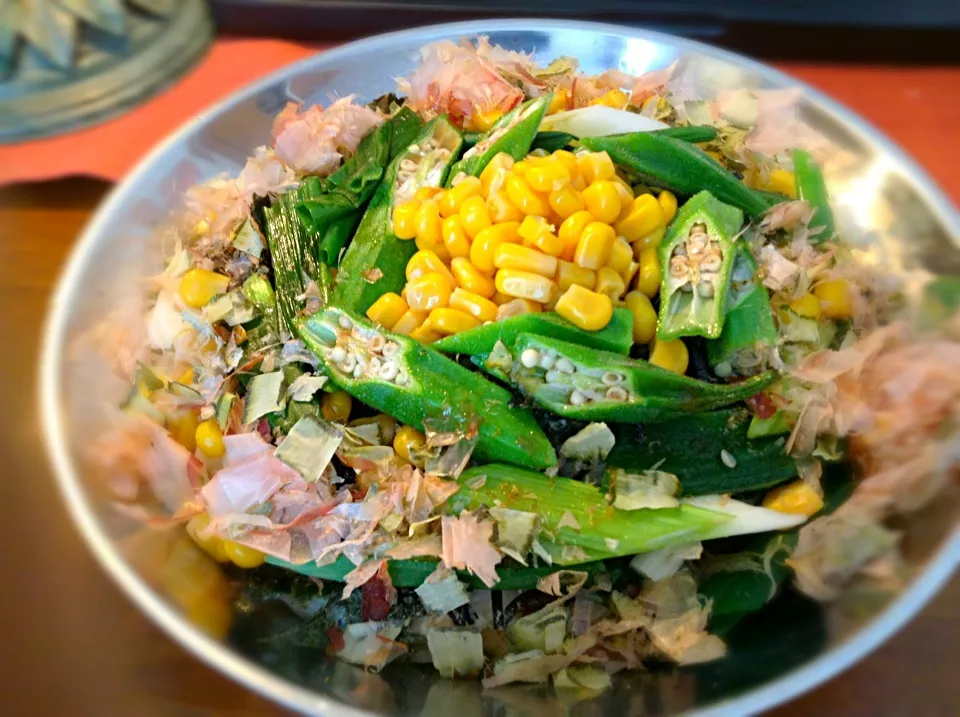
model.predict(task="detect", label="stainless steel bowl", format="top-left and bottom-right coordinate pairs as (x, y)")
top-left (41, 19), bottom-right (960, 717)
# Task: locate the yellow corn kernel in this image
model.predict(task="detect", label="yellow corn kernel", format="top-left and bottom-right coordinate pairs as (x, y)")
top-left (621, 260), bottom-right (640, 289)
top-left (595, 89), bottom-right (628, 109)
top-left (480, 153), bottom-right (515, 195)
top-left (612, 179), bottom-right (635, 221)
top-left (635, 246), bottom-right (661, 298)
top-left (577, 151), bottom-right (616, 185)
top-left (167, 409), bottom-right (199, 452)
top-left (506, 175), bottom-right (551, 216)
top-left (470, 222), bottom-right (521, 273)
top-left (176, 367), bottom-right (195, 386)
top-left (767, 169), bottom-right (798, 198)
top-left (321, 390), bottom-right (352, 422)
top-left (451, 257), bottom-right (496, 298)
top-left (497, 298), bottom-right (542, 320)
top-left (493, 291), bottom-right (513, 305)
top-left (415, 186), bottom-right (443, 202)
top-left (391, 309), bottom-right (428, 336)
top-left (391, 199), bottom-right (421, 239)
top-left (547, 88), bottom-right (570, 115)
top-left (459, 195), bottom-right (492, 239)
top-left (405, 250), bottom-right (451, 284)
top-left (634, 224), bottom-right (667, 251)
top-left (404, 271), bottom-right (452, 311)
top-left (814, 279), bottom-right (854, 320)
top-left (366, 291), bottom-right (409, 329)
top-left (524, 229), bottom-right (563, 258)
top-left (495, 243), bottom-right (558, 277)
top-left (558, 210), bottom-right (595, 261)
top-left (650, 338), bottom-right (689, 374)
top-left (526, 160), bottom-right (571, 193)
top-left (495, 269), bottom-right (558, 303)
top-left (624, 291), bottom-right (657, 344)
top-left (427, 307), bottom-right (481, 335)
top-left (414, 200), bottom-right (447, 258)
top-left (615, 194), bottom-right (666, 243)
top-left (393, 425), bottom-right (427, 467)
top-left (606, 236), bottom-right (633, 274)
top-left (449, 288), bottom-right (499, 322)
top-left (223, 540), bottom-right (266, 569)
top-left (438, 176), bottom-right (482, 218)
top-left (574, 222), bottom-right (616, 270)
top-left (658, 190), bottom-right (678, 224)
top-left (195, 419), bottom-right (225, 458)
top-left (186, 514), bottom-right (229, 563)
top-left (595, 266), bottom-right (626, 301)
top-left (570, 174), bottom-right (587, 191)
top-left (555, 260), bottom-right (597, 292)
top-left (581, 180), bottom-right (623, 224)
top-left (469, 108), bottom-right (504, 132)
top-left (555, 284), bottom-right (614, 331)
top-left (548, 184), bottom-right (585, 221)
top-left (518, 215), bottom-right (551, 242)
top-left (179, 268), bottom-right (230, 309)
top-left (486, 190), bottom-right (525, 223)
top-left (552, 149), bottom-right (578, 175)
top-left (763, 479), bottom-right (824, 517)
top-left (409, 323), bottom-right (443, 344)
top-left (349, 414), bottom-right (399, 444)
top-left (511, 159), bottom-right (533, 176)
top-left (441, 214), bottom-right (471, 259)
top-left (789, 293), bottom-right (822, 321)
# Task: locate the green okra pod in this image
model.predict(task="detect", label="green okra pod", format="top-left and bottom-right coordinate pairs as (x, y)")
top-left (317, 211), bottom-right (362, 266)
top-left (658, 191), bottom-right (745, 341)
top-left (579, 131), bottom-right (774, 217)
top-left (448, 95), bottom-right (551, 182)
top-left (432, 309), bottom-right (634, 359)
top-left (333, 117), bottom-right (463, 315)
top-left (792, 149), bottom-right (835, 242)
top-left (486, 333), bottom-right (777, 423)
top-left (297, 306), bottom-right (556, 470)
top-left (707, 243), bottom-right (778, 374)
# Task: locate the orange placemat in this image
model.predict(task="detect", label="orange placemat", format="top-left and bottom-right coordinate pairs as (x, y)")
top-left (1, 38), bottom-right (958, 206)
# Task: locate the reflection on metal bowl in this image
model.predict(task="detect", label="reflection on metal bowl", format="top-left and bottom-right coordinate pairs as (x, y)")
top-left (40, 19), bottom-right (960, 717)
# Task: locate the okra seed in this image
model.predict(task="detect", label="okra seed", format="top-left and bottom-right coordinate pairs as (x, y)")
top-left (714, 361), bottom-right (733, 378)
top-left (697, 281), bottom-right (715, 298)
top-left (520, 348), bottom-right (541, 368)
top-left (383, 342), bottom-right (400, 358)
top-left (569, 389), bottom-right (587, 406)
top-left (556, 358), bottom-right (576, 374)
top-left (352, 364), bottom-right (364, 379)
top-left (605, 386), bottom-right (629, 401)
top-left (680, 282), bottom-right (693, 292)
top-left (539, 354), bottom-right (556, 370)
top-left (545, 369), bottom-right (563, 384)
top-left (436, 148), bottom-right (451, 159)
top-left (396, 370), bottom-right (410, 386)
top-left (338, 315), bottom-right (353, 330)
top-left (368, 334), bottom-right (386, 353)
top-left (368, 357), bottom-right (383, 374)
top-left (379, 362), bottom-right (399, 381)
top-left (720, 449), bottom-right (737, 468)
top-left (400, 159), bottom-right (417, 172)
top-left (341, 354), bottom-right (357, 372)
top-left (601, 372), bottom-right (624, 386)
top-left (701, 256), bottom-right (722, 273)
top-left (330, 346), bottom-right (347, 363)
top-left (408, 144), bottom-right (421, 155)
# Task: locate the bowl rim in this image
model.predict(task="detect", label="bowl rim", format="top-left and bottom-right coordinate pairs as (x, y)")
top-left (40, 17), bottom-right (960, 717)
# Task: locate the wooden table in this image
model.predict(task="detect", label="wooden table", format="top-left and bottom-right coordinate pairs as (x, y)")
top-left (1, 63), bottom-right (958, 716)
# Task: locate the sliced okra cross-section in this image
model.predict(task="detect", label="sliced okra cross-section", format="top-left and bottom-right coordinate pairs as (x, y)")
top-left (296, 307), bottom-right (557, 470)
top-left (333, 116), bottom-right (463, 315)
top-left (488, 332), bottom-right (777, 423)
top-left (657, 190), bottom-right (745, 341)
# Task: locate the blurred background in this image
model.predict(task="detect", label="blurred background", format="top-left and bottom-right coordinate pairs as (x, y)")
top-left (1, 3), bottom-right (958, 716)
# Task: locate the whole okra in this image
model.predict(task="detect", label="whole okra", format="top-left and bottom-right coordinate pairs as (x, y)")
top-left (792, 149), bottom-right (836, 242)
top-left (486, 332), bottom-right (777, 423)
top-left (333, 116), bottom-right (463, 315)
top-left (448, 95), bottom-right (551, 182)
top-left (658, 191), bottom-right (745, 341)
top-left (579, 131), bottom-right (774, 217)
top-left (297, 306), bottom-right (557, 470)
